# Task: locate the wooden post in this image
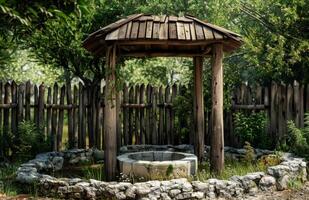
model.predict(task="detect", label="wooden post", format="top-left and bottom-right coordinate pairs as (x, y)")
top-left (38, 83), bottom-right (45, 140)
top-left (193, 56), bottom-right (204, 162)
top-left (210, 44), bottom-right (224, 174)
top-left (104, 45), bottom-right (117, 181)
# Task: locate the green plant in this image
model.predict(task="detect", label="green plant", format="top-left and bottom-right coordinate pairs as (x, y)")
top-left (287, 177), bottom-right (303, 190)
top-left (197, 158), bottom-right (271, 181)
top-left (11, 120), bottom-right (51, 161)
top-left (285, 113), bottom-right (309, 159)
top-left (243, 142), bottom-right (255, 164)
top-left (82, 165), bottom-right (104, 181)
top-left (234, 111), bottom-right (271, 148)
top-left (166, 164), bottom-right (174, 177)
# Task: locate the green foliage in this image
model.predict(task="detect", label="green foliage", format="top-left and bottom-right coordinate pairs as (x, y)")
top-left (82, 165), bottom-right (104, 181)
top-left (257, 153), bottom-right (282, 168)
top-left (11, 121), bottom-right (50, 161)
top-left (166, 164), bottom-right (174, 176)
top-left (0, 163), bottom-right (39, 196)
top-left (243, 142), bottom-right (255, 164)
top-left (287, 177), bottom-right (303, 190)
top-left (198, 158), bottom-right (268, 180)
top-left (285, 113), bottom-right (309, 159)
top-left (234, 111), bottom-right (270, 148)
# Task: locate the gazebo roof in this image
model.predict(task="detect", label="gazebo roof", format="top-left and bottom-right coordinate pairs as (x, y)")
top-left (83, 13), bottom-right (243, 57)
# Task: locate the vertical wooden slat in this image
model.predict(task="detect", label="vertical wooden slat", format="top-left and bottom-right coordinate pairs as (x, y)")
top-left (67, 83), bottom-right (74, 148)
top-left (123, 84), bottom-right (129, 145)
top-left (151, 87), bottom-right (158, 144)
top-left (280, 84), bottom-right (287, 139)
top-left (139, 84), bottom-right (145, 144)
top-left (171, 84), bottom-right (177, 144)
top-left (128, 86), bottom-right (134, 145)
top-left (87, 87), bottom-right (94, 147)
top-left (286, 84), bottom-right (293, 121)
top-left (17, 84), bottom-right (24, 132)
top-left (277, 83), bottom-right (283, 140)
top-left (78, 82), bottom-right (84, 148)
top-left (134, 84), bottom-right (140, 144)
top-left (255, 84), bottom-right (262, 104)
top-left (38, 83), bottom-right (45, 140)
top-left (34, 85), bottom-right (38, 123)
top-left (82, 87), bottom-right (87, 148)
top-left (270, 82), bottom-right (277, 145)
top-left (95, 85), bottom-right (102, 149)
top-left (293, 81), bottom-right (300, 127)
top-left (165, 85), bottom-right (171, 144)
top-left (145, 84), bottom-right (151, 144)
top-left (3, 82), bottom-right (10, 156)
top-left (25, 81), bottom-right (31, 121)
top-left (51, 83), bottom-right (58, 151)
top-left (299, 84), bottom-right (304, 128)
top-left (158, 86), bottom-right (164, 144)
top-left (57, 85), bottom-right (65, 151)
top-left (116, 89), bottom-right (122, 149)
top-left (73, 85), bottom-right (78, 148)
top-left (46, 87), bottom-right (52, 141)
top-left (11, 81), bottom-right (17, 138)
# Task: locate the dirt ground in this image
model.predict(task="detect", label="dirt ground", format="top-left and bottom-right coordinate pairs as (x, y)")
top-left (0, 182), bottom-right (309, 200)
top-left (245, 182), bottom-right (309, 200)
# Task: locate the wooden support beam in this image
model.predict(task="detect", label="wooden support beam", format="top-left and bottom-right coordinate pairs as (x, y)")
top-left (104, 45), bottom-right (118, 181)
top-left (193, 56), bottom-right (205, 162)
top-left (210, 43), bottom-right (224, 174)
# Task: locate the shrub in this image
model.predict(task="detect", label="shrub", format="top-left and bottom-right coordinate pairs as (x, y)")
top-left (11, 121), bottom-right (51, 161)
top-left (234, 111), bottom-right (271, 148)
top-left (285, 113), bottom-right (309, 159)
top-left (243, 141), bottom-right (255, 164)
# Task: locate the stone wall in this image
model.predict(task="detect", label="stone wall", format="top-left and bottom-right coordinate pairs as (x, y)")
top-left (16, 146), bottom-right (307, 200)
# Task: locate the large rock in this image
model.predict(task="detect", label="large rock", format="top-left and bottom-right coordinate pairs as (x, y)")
top-left (259, 175), bottom-right (276, 191)
top-left (277, 175), bottom-right (290, 191)
top-left (267, 165), bottom-right (290, 178)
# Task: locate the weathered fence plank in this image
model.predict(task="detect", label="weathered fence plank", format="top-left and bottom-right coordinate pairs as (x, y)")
top-left (0, 80), bottom-right (308, 156)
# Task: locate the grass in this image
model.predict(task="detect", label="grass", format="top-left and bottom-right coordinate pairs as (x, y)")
top-left (0, 164), bottom-right (19, 196)
top-left (196, 159), bottom-right (268, 181)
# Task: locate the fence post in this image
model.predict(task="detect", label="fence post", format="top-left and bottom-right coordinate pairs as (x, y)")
top-left (139, 84), bottom-right (145, 144)
top-left (66, 83), bottom-right (74, 148)
top-left (11, 81), bottom-right (17, 138)
top-left (38, 83), bottom-right (45, 141)
top-left (57, 85), bottom-right (65, 151)
top-left (123, 84), bottom-right (129, 145)
top-left (51, 83), bottom-right (58, 151)
top-left (3, 82), bottom-right (10, 156)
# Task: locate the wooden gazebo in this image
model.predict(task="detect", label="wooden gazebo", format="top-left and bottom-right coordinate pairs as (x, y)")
top-left (83, 13), bottom-right (243, 181)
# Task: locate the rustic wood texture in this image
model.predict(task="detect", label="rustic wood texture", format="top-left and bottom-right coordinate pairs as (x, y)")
top-left (193, 56), bottom-right (205, 162)
top-left (210, 44), bottom-right (224, 174)
top-left (0, 80), bottom-right (307, 159)
top-left (84, 14), bottom-right (242, 56)
top-left (104, 45), bottom-right (117, 181)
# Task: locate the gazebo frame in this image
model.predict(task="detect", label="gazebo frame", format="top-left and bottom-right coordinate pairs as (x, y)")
top-left (83, 14), bottom-right (242, 181)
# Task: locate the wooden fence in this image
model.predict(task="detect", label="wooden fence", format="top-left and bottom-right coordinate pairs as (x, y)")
top-left (0, 80), bottom-right (308, 156)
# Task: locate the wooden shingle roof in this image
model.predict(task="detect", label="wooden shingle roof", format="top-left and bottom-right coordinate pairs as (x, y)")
top-left (83, 14), bottom-right (243, 57)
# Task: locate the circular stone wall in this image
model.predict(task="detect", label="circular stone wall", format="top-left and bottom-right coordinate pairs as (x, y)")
top-left (118, 151), bottom-right (197, 179)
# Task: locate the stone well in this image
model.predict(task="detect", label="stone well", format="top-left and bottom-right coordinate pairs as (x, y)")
top-left (117, 151), bottom-right (197, 179)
